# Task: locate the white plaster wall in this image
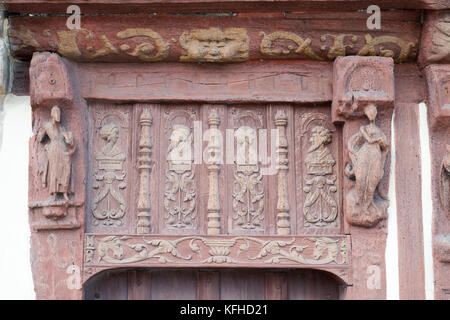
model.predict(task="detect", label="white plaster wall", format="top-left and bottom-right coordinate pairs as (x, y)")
top-left (0, 94), bottom-right (35, 299)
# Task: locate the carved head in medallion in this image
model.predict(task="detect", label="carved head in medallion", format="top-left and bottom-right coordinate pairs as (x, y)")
top-left (99, 123), bottom-right (119, 145)
top-left (167, 125), bottom-right (193, 163)
top-left (308, 126), bottom-right (332, 152)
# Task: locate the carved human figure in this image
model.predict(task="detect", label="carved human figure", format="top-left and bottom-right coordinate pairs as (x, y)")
top-left (304, 125), bottom-right (338, 226)
top-left (305, 126), bottom-right (335, 173)
top-left (441, 145), bottom-right (450, 216)
top-left (345, 104), bottom-right (389, 227)
top-left (37, 106), bottom-right (75, 201)
top-left (96, 123), bottom-right (125, 163)
top-left (167, 124), bottom-right (193, 168)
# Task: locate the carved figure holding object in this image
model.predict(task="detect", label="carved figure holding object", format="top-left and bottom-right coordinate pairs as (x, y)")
top-left (37, 106), bottom-right (75, 202)
top-left (345, 104), bottom-right (389, 227)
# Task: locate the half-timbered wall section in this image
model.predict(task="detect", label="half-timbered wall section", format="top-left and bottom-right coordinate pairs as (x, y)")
top-left (2, 0), bottom-right (449, 299)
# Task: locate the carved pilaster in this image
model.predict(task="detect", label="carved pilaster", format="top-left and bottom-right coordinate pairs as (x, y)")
top-left (332, 56), bottom-right (394, 228)
top-left (206, 109), bottom-right (221, 235)
top-left (274, 110), bottom-right (290, 235)
top-left (332, 56), bottom-right (394, 300)
top-left (137, 108), bottom-right (153, 234)
top-left (29, 52), bottom-right (85, 299)
top-left (425, 64), bottom-right (450, 299)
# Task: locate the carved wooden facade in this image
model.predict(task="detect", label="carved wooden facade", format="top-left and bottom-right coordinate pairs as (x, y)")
top-left (3, 0), bottom-right (448, 299)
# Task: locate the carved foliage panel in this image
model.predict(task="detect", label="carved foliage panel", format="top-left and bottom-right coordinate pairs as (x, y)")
top-left (295, 105), bottom-right (342, 233)
top-left (227, 106), bottom-right (268, 234)
top-left (87, 103), bottom-right (132, 232)
top-left (159, 105), bottom-right (200, 234)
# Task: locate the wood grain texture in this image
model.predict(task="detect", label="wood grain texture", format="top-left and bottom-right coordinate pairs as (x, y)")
top-left (394, 102), bottom-right (425, 300)
top-left (4, 1), bottom-right (448, 14)
top-left (8, 13), bottom-right (420, 63)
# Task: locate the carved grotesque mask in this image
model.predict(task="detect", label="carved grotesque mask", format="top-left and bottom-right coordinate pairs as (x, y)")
top-left (180, 28), bottom-right (249, 62)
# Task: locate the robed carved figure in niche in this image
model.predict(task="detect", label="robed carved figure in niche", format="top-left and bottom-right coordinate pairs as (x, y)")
top-left (441, 145), bottom-right (450, 217)
top-left (345, 104), bottom-right (389, 227)
top-left (37, 106), bottom-right (75, 202)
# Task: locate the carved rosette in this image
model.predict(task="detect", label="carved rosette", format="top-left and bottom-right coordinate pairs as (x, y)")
top-left (137, 108), bottom-right (153, 234)
top-left (206, 110), bottom-right (221, 235)
top-left (274, 110), bottom-right (290, 235)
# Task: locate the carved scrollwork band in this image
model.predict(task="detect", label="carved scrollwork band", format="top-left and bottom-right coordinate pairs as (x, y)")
top-left (12, 23), bottom-right (417, 63)
top-left (84, 234), bottom-right (349, 267)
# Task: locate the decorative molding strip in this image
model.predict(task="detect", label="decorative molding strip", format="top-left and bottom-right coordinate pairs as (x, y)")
top-left (84, 234), bottom-right (350, 268)
top-left (80, 62), bottom-right (332, 103)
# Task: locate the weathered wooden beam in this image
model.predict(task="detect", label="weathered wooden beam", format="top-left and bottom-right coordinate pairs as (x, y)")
top-left (8, 12), bottom-right (420, 63)
top-left (3, 0), bottom-right (449, 14)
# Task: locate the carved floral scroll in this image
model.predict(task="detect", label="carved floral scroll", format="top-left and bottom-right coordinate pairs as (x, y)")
top-left (231, 108), bottom-right (265, 231)
top-left (85, 235), bottom-right (349, 267)
top-left (163, 108), bottom-right (197, 230)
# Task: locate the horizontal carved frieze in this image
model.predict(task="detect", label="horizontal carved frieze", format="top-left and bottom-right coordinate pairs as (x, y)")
top-left (84, 235), bottom-right (350, 270)
top-left (9, 14), bottom-right (419, 63)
